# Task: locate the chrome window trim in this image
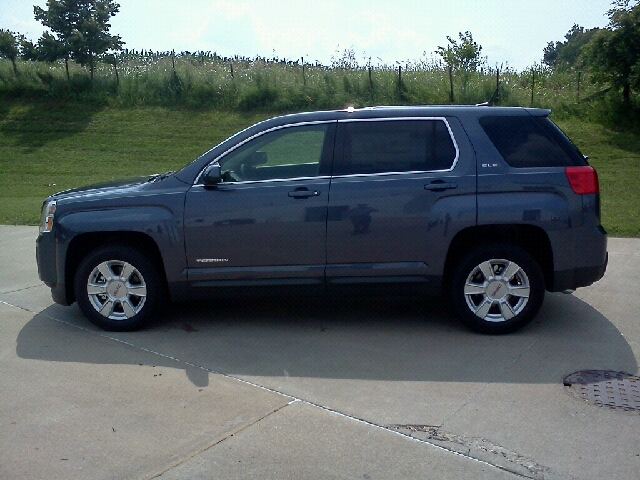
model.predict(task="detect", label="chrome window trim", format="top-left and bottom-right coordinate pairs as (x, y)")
top-left (194, 117), bottom-right (460, 186)
top-left (194, 120), bottom-right (337, 185)
top-left (193, 175), bottom-right (333, 187)
top-left (335, 116), bottom-right (460, 176)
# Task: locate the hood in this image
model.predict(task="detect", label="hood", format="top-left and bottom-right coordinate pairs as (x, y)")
top-left (49, 174), bottom-right (161, 203)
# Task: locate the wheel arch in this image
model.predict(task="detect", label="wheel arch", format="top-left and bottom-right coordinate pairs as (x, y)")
top-left (443, 224), bottom-right (554, 292)
top-left (65, 231), bottom-right (167, 305)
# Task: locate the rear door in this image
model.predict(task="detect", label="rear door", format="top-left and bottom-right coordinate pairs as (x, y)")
top-left (325, 117), bottom-right (476, 290)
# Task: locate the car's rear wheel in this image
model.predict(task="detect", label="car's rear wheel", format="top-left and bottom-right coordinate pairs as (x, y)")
top-left (75, 245), bottom-right (163, 331)
top-left (449, 244), bottom-right (545, 334)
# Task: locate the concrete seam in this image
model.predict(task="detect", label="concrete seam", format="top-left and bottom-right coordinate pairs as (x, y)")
top-left (150, 400), bottom-right (298, 479)
top-left (0, 299), bottom-right (36, 312)
top-left (288, 397), bottom-right (533, 478)
top-left (15, 303), bottom-right (536, 478)
top-left (439, 337), bottom-right (540, 428)
top-left (0, 283), bottom-right (44, 295)
top-left (40, 311), bottom-right (300, 401)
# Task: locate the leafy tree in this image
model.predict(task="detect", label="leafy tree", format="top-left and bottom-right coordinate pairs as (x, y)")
top-left (36, 31), bottom-right (67, 65)
top-left (437, 31), bottom-right (485, 73)
top-left (543, 24), bottom-right (599, 69)
top-left (19, 37), bottom-right (40, 62)
top-left (34, 0), bottom-right (123, 80)
top-left (0, 29), bottom-right (20, 75)
top-left (585, 0), bottom-right (640, 102)
top-left (436, 31), bottom-right (486, 95)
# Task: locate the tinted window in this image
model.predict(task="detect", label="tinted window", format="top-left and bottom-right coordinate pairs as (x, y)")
top-left (480, 116), bottom-right (587, 168)
top-left (219, 124), bottom-right (330, 181)
top-left (335, 120), bottom-right (456, 175)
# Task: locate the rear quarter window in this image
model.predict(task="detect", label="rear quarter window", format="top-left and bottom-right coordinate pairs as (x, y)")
top-left (479, 115), bottom-right (587, 168)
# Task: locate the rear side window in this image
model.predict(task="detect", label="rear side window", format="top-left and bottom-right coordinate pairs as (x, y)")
top-left (480, 116), bottom-right (587, 168)
top-left (335, 119), bottom-right (457, 175)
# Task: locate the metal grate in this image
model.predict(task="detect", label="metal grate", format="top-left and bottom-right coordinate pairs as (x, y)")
top-left (563, 370), bottom-right (640, 412)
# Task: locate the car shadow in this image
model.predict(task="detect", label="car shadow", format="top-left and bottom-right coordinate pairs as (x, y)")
top-left (16, 292), bottom-right (637, 387)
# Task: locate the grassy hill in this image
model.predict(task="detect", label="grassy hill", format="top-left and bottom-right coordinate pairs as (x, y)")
top-left (0, 99), bottom-right (638, 236)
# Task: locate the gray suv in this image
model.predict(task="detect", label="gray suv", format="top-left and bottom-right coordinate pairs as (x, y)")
top-left (36, 106), bottom-right (608, 334)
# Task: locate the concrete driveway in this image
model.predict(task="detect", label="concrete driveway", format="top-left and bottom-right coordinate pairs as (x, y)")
top-left (1, 225), bottom-right (639, 479)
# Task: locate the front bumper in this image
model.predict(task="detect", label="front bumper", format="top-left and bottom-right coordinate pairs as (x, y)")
top-left (36, 232), bottom-right (71, 306)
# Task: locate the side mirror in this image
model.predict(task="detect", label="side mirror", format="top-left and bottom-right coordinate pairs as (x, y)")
top-left (202, 163), bottom-right (222, 186)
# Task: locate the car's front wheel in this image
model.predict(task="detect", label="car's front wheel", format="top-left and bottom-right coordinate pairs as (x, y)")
top-left (75, 245), bottom-right (163, 331)
top-left (449, 244), bottom-right (545, 334)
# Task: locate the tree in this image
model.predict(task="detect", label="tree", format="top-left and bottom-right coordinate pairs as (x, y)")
top-left (19, 37), bottom-right (40, 62)
top-left (0, 29), bottom-right (20, 76)
top-left (585, 0), bottom-right (640, 102)
top-left (436, 31), bottom-right (485, 73)
top-left (436, 31), bottom-right (486, 96)
top-left (34, 0), bottom-right (123, 80)
top-left (36, 31), bottom-right (67, 65)
top-left (543, 24), bottom-right (599, 69)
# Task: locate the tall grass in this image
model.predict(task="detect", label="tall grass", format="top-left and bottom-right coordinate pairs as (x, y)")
top-left (0, 52), bottom-right (637, 126)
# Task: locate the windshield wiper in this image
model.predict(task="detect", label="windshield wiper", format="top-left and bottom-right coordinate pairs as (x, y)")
top-left (148, 171), bottom-right (175, 183)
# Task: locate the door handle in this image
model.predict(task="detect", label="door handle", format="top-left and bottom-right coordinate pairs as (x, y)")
top-left (424, 181), bottom-right (458, 191)
top-left (288, 188), bottom-right (320, 198)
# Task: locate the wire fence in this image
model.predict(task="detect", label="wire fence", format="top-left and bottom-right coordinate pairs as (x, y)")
top-left (0, 53), bottom-right (620, 116)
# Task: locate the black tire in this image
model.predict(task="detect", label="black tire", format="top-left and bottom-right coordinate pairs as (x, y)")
top-left (449, 244), bottom-right (545, 334)
top-left (74, 244), bottom-right (163, 331)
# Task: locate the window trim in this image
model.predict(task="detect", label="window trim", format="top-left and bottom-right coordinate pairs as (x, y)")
top-left (332, 117), bottom-right (460, 178)
top-left (194, 120), bottom-right (337, 185)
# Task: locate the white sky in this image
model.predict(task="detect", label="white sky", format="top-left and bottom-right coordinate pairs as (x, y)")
top-left (1, 0), bottom-right (613, 71)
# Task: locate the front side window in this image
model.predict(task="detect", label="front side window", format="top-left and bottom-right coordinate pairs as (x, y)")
top-left (335, 119), bottom-right (457, 175)
top-left (218, 124), bottom-right (331, 182)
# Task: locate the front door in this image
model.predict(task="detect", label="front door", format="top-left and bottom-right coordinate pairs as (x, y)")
top-left (184, 122), bottom-right (335, 289)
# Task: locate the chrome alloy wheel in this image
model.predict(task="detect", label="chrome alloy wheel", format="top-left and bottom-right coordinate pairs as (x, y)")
top-left (86, 260), bottom-right (147, 320)
top-left (463, 259), bottom-right (531, 322)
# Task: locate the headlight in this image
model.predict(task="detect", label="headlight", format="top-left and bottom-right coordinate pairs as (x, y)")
top-left (39, 200), bottom-right (57, 233)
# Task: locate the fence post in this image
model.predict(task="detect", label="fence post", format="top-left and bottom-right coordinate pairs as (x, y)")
top-left (495, 69), bottom-right (500, 105)
top-left (577, 71), bottom-right (582, 102)
top-left (531, 68), bottom-right (535, 106)
top-left (229, 62), bottom-right (236, 92)
top-left (448, 66), bottom-right (454, 103)
top-left (113, 58), bottom-right (119, 87)
top-left (301, 57), bottom-right (306, 86)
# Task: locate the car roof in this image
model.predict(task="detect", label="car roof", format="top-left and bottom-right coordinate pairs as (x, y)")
top-left (174, 105), bottom-right (551, 184)
top-left (260, 105), bottom-right (552, 127)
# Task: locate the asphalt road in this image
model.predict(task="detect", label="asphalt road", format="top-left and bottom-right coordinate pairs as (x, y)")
top-left (1, 225), bottom-right (639, 479)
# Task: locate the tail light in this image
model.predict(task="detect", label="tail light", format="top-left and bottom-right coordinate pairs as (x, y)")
top-left (565, 166), bottom-right (599, 195)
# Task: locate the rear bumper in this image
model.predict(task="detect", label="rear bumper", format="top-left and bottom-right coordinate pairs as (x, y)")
top-left (552, 253), bottom-right (608, 292)
top-left (551, 225), bottom-right (608, 292)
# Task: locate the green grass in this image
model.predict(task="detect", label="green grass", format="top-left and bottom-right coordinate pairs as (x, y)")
top-left (0, 100), bottom-right (268, 224)
top-left (0, 99), bottom-right (638, 237)
top-left (556, 119), bottom-right (640, 237)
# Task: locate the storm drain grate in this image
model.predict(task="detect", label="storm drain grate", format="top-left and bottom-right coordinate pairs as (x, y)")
top-left (563, 370), bottom-right (640, 412)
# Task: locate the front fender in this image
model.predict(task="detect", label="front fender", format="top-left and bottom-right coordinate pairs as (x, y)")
top-left (53, 199), bottom-right (187, 304)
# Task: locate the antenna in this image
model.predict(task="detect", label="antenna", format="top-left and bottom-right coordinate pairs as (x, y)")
top-left (477, 81), bottom-right (501, 107)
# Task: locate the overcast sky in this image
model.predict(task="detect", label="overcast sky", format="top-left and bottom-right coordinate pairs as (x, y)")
top-left (1, 0), bottom-right (613, 70)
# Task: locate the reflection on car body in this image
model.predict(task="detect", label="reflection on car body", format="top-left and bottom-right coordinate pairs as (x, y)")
top-left (36, 106), bottom-right (607, 334)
